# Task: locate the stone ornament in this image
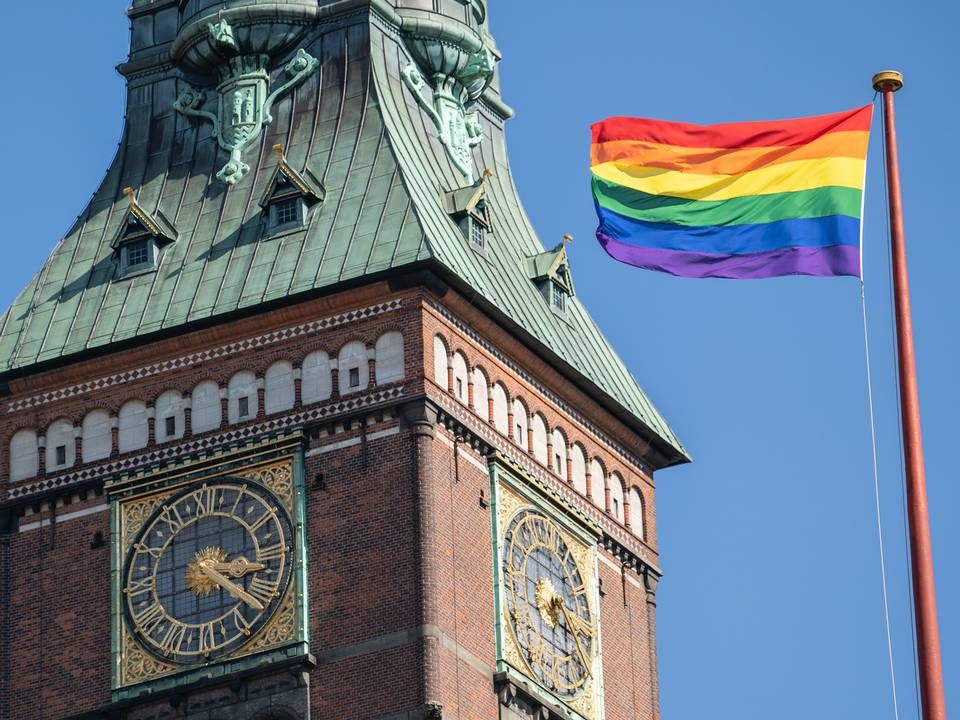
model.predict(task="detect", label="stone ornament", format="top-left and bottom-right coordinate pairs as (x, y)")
top-left (402, 62), bottom-right (486, 182)
top-left (174, 20), bottom-right (319, 185)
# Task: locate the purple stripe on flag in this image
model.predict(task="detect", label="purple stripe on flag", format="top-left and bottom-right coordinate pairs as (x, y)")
top-left (597, 231), bottom-right (860, 279)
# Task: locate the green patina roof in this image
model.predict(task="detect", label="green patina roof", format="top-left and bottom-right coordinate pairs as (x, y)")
top-left (0, 14), bottom-right (687, 465)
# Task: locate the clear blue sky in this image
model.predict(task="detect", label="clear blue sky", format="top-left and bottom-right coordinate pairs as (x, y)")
top-left (0, 2), bottom-right (955, 719)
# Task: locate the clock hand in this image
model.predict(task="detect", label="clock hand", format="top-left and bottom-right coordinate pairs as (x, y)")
top-left (206, 557), bottom-right (266, 578)
top-left (199, 562), bottom-right (265, 611)
top-left (556, 600), bottom-right (593, 677)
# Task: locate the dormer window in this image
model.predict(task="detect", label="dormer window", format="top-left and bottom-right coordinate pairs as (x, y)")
top-left (112, 187), bottom-right (177, 278)
top-left (445, 173), bottom-right (492, 254)
top-left (261, 145), bottom-right (325, 239)
top-left (527, 236), bottom-right (576, 317)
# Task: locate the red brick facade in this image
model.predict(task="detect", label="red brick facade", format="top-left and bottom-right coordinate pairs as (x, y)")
top-left (0, 281), bottom-right (663, 720)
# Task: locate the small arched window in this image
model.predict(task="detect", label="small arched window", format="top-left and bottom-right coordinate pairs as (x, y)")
top-left (375, 332), bottom-right (405, 384)
top-left (118, 401), bottom-right (148, 453)
top-left (492, 383), bottom-right (509, 434)
top-left (191, 381), bottom-right (222, 433)
top-left (551, 429), bottom-right (568, 479)
top-left (452, 352), bottom-right (469, 404)
top-left (264, 361), bottom-right (295, 414)
top-left (9, 429), bottom-right (38, 481)
top-left (610, 471), bottom-right (626, 522)
top-left (512, 399), bottom-right (528, 450)
top-left (629, 486), bottom-right (645, 539)
top-left (338, 342), bottom-right (369, 395)
top-left (571, 444), bottom-right (587, 495)
top-left (302, 351), bottom-right (332, 404)
top-left (589, 458), bottom-right (606, 509)
top-left (228, 372), bottom-right (258, 424)
top-left (155, 391), bottom-right (185, 442)
top-left (82, 410), bottom-right (112, 463)
top-left (472, 367), bottom-right (489, 421)
top-left (531, 413), bottom-right (548, 465)
top-left (46, 419), bottom-right (76, 472)
top-left (433, 335), bottom-right (449, 389)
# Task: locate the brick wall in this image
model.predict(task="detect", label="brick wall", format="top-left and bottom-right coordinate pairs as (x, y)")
top-left (0, 283), bottom-right (663, 720)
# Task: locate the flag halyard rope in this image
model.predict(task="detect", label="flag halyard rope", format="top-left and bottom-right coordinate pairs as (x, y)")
top-left (860, 277), bottom-right (901, 720)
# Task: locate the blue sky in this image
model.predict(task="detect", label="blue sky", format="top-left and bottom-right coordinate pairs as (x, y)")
top-left (0, 2), bottom-right (955, 719)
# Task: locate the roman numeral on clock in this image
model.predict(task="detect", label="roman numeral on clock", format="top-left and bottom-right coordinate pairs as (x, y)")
top-left (134, 602), bottom-right (166, 636)
top-left (192, 485), bottom-right (217, 517)
top-left (156, 505), bottom-right (185, 535)
top-left (125, 576), bottom-right (154, 598)
top-left (198, 622), bottom-right (218, 654)
top-left (248, 576), bottom-right (280, 605)
top-left (257, 542), bottom-right (286, 563)
top-left (157, 621), bottom-right (187, 656)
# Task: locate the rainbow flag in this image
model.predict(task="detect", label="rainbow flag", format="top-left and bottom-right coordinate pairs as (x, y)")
top-left (591, 105), bottom-right (873, 279)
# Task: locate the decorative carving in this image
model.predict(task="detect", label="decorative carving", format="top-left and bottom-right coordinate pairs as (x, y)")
top-left (175, 39), bottom-right (319, 185)
top-left (121, 628), bottom-right (176, 685)
top-left (122, 494), bottom-right (166, 540)
top-left (208, 19), bottom-right (237, 52)
top-left (244, 461), bottom-right (294, 509)
top-left (400, 45), bottom-right (494, 182)
top-left (249, 588), bottom-right (297, 652)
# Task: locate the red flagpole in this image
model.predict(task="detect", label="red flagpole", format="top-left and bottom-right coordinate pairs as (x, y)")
top-left (872, 70), bottom-right (947, 720)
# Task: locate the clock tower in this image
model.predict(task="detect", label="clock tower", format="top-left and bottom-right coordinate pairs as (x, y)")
top-left (0, 2), bottom-right (689, 719)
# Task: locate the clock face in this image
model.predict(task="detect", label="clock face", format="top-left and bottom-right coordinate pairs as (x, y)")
top-left (502, 509), bottom-right (594, 697)
top-left (122, 478), bottom-right (294, 665)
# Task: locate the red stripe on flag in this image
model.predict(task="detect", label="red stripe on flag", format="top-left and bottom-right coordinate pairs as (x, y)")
top-left (592, 105), bottom-right (873, 150)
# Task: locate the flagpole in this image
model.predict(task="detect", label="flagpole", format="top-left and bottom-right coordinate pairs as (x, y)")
top-left (871, 70), bottom-right (947, 720)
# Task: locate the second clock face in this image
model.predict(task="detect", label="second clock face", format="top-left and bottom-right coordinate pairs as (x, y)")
top-left (503, 508), bottom-right (595, 697)
top-left (123, 478), bottom-right (294, 665)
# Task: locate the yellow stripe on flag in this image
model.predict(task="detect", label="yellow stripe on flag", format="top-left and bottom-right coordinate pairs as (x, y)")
top-left (591, 156), bottom-right (866, 201)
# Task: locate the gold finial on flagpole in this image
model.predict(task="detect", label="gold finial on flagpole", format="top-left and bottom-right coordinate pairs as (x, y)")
top-left (872, 70), bottom-right (903, 93)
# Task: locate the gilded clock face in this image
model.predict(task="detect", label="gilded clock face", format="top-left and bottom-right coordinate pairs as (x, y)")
top-left (122, 478), bottom-right (294, 664)
top-left (503, 509), bottom-right (595, 697)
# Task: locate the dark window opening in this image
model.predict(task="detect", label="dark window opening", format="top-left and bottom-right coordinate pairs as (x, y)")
top-left (555, 453), bottom-right (562, 472)
top-left (274, 197), bottom-right (300, 226)
top-left (348, 367), bottom-right (360, 388)
top-left (238, 396), bottom-right (249, 418)
top-left (164, 416), bottom-right (176, 438)
top-left (550, 282), bottom-right (566, 312)
top-left (120, 238), bottom-right (153, 275)
top-left (55, 445), bottom-right (67, 466)
top-left (469, 218), bottom-right (485, 249)
top-left (456, 378), bottom-right (464, 398)
top-left (613, 498), bottom-right (620, 517)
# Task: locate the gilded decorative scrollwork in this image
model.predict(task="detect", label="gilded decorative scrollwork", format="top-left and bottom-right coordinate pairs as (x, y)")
top-left (249, 588), bottom-right (296, 652)
top-left (242, 461), bottom-right (294, 509)
top-left (121, 628), bottom-right (175, 685)
top-left (122, 495), bottom-right (166, 541)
